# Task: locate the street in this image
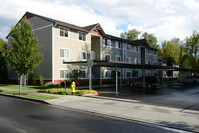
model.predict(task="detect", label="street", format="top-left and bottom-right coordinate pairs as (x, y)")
top-left (0, 95), bottom-right (186, 133)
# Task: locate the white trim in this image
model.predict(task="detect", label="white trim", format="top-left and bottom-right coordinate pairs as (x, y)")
top-left (147, 60), bottom-right (151, 65)
top-left (104, 70), bottom-right (111, 79)
top-left (59, 26), bottom-right (70, 38)
top-left (126, 57), bottom-right (131, 62)
top-left (115, 41), bottom-right (121, 49)
top-left (104, 54), bottom-right (111, 60)
top-left (32, 24), bottom-right (53, 31)
top-left (115, 55), bottom-right (121, 61)
top-left (104, 38), bottom-right (112, 47)
top-left (59, 68), bottom-right (70, 79)
top-left (126, 44), bottom-right (131, 51)
top-left (78, 50), bottom-right (87, 61)
top-left (79, 69), bottom-right (87, 79)
top-left (52, 24), bottom-right (54, 83)
top-left (126, 71), bottom-right (131, 78)
top-left (78, 31), bottom-right (87, 41)
top-left (59, 48), bottom-right (70, 59)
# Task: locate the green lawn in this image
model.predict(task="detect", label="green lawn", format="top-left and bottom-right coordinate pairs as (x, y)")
top-left (0, 84), bottom-right (60, 91)
top-left (0, 90), bottom-right (57, 100)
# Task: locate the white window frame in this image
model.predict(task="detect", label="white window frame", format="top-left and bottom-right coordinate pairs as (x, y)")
top-left (104, 54), bottom-right (111, 61)
top-left (104, 39), bottom-right (111, 47)
top-left (59, 26), bottom-right (69, 38)
top-left (59, 69), bottom-right (70, 79)
top-left (148, 60), bottom-right (151, 65)
top-left (80, 69), bottom-right (87, 79)
top-left (147, 71), bottom-right (151, 76)
top-left (78, 50), bottom-right (87, 61)
top-left (127, 44), bottom-right (131, 51)
top-left (134, 58), bottom-right (140, 64)
top-left (115, 55), bottom-right (121, 61)
top-left (105, 70), bottom-right (111, 79)
top-left (59, 48), bottom-right (70, 59)
top-left (135, 46), bottom-right (139, 52)
top-left (115, 41), bottom-right (121, 49)
top-left (126, 71), bottom-right (131, 78)
top-left (126, 57), bottom-right (131, 62)
top-left (78, 31), bottom-right (86, 41)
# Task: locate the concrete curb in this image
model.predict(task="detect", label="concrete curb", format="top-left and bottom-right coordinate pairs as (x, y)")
top-left (0, 93), bottom-right (50, 105)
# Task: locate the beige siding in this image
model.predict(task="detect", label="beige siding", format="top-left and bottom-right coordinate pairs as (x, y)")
top-left (53, 25), bottom-right (91, 79)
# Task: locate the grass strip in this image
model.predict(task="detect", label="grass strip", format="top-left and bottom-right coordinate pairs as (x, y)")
top-left (0, 90), bottom-right (57, 100)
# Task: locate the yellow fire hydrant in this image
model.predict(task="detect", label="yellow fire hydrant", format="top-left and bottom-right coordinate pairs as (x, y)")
top-left (71, 81), bottom-right (76, 95)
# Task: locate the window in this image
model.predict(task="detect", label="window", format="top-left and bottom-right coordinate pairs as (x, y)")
top-left (127, 71), bottom-right (131, 78)
top-left (60, 48), bottom-right (69, 59)
top-left (104, 54), bottom-right (111, 61)
top-left (127, 44), bottom-right (131, 50)
top-left (104, 39), bottom-right (111, 46)
top-left (115, 41), bottom-right (121, 48)
top-left (126, 57), bottom-right (131, 62)
top-left (147, 48), bottom-right (150, 54)
top-left (81, 69), bottom-right (87, 79)
top-left (79, 32), bottom-right (86, 41)
top-left (148, 60), bottom-right (151, 65)
top-left (134, 58), bottom-right (140, 64)
top-left (78, 51), bottom-right (87, 60)
top-left (154, 61), bottom-right (157, 65)
top-left (154, 50), bottom-right (157, 55)
top-left (60, 27), bottom-right (69, 37)
top-left (105, 70), bottom-right (111, 78)
top-left (147, 71), bottom-right (151, 76)
top-left (115, 55), bottom-right (121, 61)
top-left (135, 46), bottom-right (139, 52)
top-left (60, 69), bottom-right (69, 79)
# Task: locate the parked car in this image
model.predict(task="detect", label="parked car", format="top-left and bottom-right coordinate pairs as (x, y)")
top-left (129, 76), bottom-right (160, 88)
top-left (178, 77), bottom-right (199, 84)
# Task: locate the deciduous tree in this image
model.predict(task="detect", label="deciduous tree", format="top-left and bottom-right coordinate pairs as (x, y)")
top-left (7, 17), bottom-right (43, 94)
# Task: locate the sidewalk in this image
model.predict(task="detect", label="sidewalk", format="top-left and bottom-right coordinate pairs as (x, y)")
top-left (46, 95), bottom-right (199, 132)
top-left (1, 86), bottom-right (199, 132)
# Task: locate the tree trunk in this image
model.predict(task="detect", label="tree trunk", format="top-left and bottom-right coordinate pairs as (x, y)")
top-left (19, 74), bottom-right (22, 95)
top-left (24, 74), bottom-right (26, 87)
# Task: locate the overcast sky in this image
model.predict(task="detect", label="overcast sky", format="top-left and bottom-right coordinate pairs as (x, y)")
top-left (1, 0), bottom-right (199, 45)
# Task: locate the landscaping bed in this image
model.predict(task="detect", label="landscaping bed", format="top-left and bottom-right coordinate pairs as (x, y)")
top-left (39, 88), bottom-right (98, 96)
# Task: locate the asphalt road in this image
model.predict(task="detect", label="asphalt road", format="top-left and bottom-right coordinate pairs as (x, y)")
top-left (0, 96), bottom-right (186, 133)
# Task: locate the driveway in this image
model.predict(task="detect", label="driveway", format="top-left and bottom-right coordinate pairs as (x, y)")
top-left (96, 82), bottom-right (199, 111)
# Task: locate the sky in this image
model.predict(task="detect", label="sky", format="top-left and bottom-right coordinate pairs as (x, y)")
top-left (1, 0), bottom-right (199, 46)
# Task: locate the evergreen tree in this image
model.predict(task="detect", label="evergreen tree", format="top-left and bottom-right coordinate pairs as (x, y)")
top-left (7, 17), bottom-right (43, 94)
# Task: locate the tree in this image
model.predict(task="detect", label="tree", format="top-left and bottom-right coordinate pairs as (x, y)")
top-left (120, 29), bottom-right (141, 41)
top-left (72, 69), bottom-right (84, 80)
top-left (6, 17), bottom-right (43, 94)
top-left (160, 40), bottom-right (181, 63)
top-left (141, 32), bottom-right (159, 49)
top-left (0, 39), bottom-right (8, 83)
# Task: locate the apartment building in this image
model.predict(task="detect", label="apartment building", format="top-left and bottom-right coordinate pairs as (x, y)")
top-left (7, 12), bottom-right (159, 84)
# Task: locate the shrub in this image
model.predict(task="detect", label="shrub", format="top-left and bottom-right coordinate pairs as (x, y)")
top-left (72, 69), bottom-right (84, 80)
top-left (65, 79), bottom-right (72, 86)
top-left (44, 82), bottom-right (59, 87)
top-left (39, 74), bottom-right (44, 86)
top-left (39, 88), bottom-right (97, 96)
